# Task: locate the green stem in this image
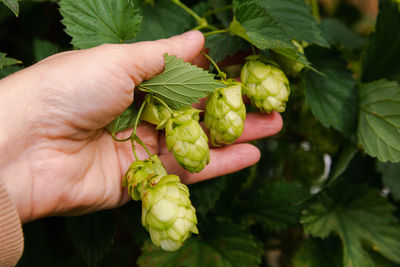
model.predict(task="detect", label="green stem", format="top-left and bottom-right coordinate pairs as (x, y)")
top-left (111, 134), bottom-right (131, 142)
top-left (203, 28), bottom-right (229, 37)
top-left (171, 0), bottom-right (207, 26)
top-left (308, 0), bottom-right (320, 21)
top-left (130, 100), bottom-right (147, 161)
top-left (133, 135), bottom-right (152, 158)
top-left (202, 5), bottom-right (233, 17)
top-left (201, 51), bottom-right (226, 80)
top-left (251, 45), bottom-right (256, 55)
top-left (151, 95), bottom-right (174, 114)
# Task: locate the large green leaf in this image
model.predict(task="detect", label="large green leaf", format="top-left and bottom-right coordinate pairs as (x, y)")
top-left (132, 0), bottom-right (193, 42)
top-left (59, 0), bottom-right (142, 49)
top-left (259, 0), bottom-right (329, 47)
top-left (230, 1), bottom-right (293, 50)
top-left (320, 18), bottom-right (365, 49)
top-left (305, 47), bottom-right (358, 136)
top-left (66, 210), bottom-right (115, 266)
top-left (301, 183), bottom-right (400, 267)
top-left (139, 54), bottom-right (223, 109)
top-left (0, 52), bottom-right (21, 69)
top-left (357, 80), bottom-right (400, 162)
top-left (362, 0), bottom-right (400, 82)
top-left (138, 219), bottom-right (262, 267)
top-left (205, 32), bottom-right (249, 65)
top-left (1, 0), bottom-right (18, 16)
top-left (377, 161), bottom-right (400, 201)
top-left (105, 104), bottom-right (138, 135)
top-left (234, 182), bottom-right (309, 231)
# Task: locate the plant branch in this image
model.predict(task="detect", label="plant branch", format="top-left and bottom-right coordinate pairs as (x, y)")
top-left (203, 28), bottom-right (229, 37)
top-left (201, 51), bottom-right (226, 80)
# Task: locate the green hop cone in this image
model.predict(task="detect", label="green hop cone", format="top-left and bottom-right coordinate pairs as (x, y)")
top-left (141, 174), bottom-right (198, 251)
top-left (204, 83), bottom-right (246, 147)
top-left (141, 94), bottom-right (171, 129)
top-left (165, 107), bottom-right (210, 173)
top-left (241, 58), bottom-right (290, 113)
top-left (123, 155), bottom-right (167, 200)
top-left (273, 41), bottom-right (305, 76)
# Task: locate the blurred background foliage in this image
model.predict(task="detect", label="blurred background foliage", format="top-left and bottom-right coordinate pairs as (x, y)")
top-left (3, 0), bottom-right (400, 266)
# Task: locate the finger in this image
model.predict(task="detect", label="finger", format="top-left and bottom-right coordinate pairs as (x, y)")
top-left (236, 111), bottom-right (283, 143)
top-left (159, 143), bottom-right (261, 184)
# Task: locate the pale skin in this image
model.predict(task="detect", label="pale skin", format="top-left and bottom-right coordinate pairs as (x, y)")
top-left (0, 31), bottom-right (282, 223)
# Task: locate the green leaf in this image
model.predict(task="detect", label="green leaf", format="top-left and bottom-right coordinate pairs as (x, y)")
top-left (235, 182), bottom-right (309, 231)
top-left (357, 80), bottom-right (400, 162)
top-left (66, 210), bottom-right (115, 266)
top-left (377, 161), bottom-right (400, 201)
top-left (1, 0), bottom-right (19, 16)
top-left (132, 0), bottom-right (193, 42)
top-left (139, 54), bottom-right (223, 109)
top-left (0, 65), bottom-right (21, 79)
top-left (258, 0), bottom-right (329, 47)
top-left (293, 238), bottom-right (342, 267)
top-left (138, 219), bottom-right (262, 267)
top-left (301, 183), bottom-right (400, 267)
top-left (205, 32), bottom-right (250, 65)
top-left (59, 0), bottom-right (142, 49)
top-left (0, 52), bottom-right (21, 69)
top-left (230, 1), bottom-right (293, 50)
top-left (304, 47), bottom-right (358, 136)
top-left (105, 104), bottom-right (138, 135)
top-left (33, 38), bottom-right (62, 62)
top-left (320, 18), bottom-right (365, 49)
top-left (362, 0), bottom-right (400, 82)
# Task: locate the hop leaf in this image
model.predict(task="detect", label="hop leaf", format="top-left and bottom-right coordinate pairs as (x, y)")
top-left (140, 54), bottom-right (224, 110)
top-left (301, 182), bottom-right (400, 267)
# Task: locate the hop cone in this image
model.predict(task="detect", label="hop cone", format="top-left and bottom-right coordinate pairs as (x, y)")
top-left (123, 155), bottom-right (167, 201)
top-left (141, 94), bottom-right (171, 129)
top-left (204, 83), bottom-right (246, 147)
top-left (241, 59), bottom-right (290, 113)
top-left (141, 174), bottom-right (198, 251)
top-left (165, 107), bottom-right (210, 173)
top-left (273, 41), bottom-right (305, 76)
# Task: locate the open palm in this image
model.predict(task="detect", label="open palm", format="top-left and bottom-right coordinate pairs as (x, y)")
top-left (0, 31), bottom-right (282, 223)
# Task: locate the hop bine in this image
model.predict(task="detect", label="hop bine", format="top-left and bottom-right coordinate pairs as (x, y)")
top-left (123, 155), bottom-right (198, 251)
top-left (204, 82), bottom-right (246, 147)
top-left (165, 107), bottom-right (210, 173)
top-left (241, 57), bottom-right (290, 113)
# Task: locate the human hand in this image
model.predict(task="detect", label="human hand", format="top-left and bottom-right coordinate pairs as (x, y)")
top-left (0, 31), bottom-right (282, 223)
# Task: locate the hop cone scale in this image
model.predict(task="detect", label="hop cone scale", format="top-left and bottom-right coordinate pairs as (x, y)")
top-left (241, 59), bottom-right (290, 113)
top-left (165, 107), bottom-right (210, 173)
top-left (204, 83), bottom-right (246, 147)
top-left (123, 156), bottom-right (198, 251)
top-left (141, 174), bottom-right (198, 251)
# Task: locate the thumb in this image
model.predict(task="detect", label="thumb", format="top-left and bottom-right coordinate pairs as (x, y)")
top-left (122, 30), bottom-right (205, 85)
